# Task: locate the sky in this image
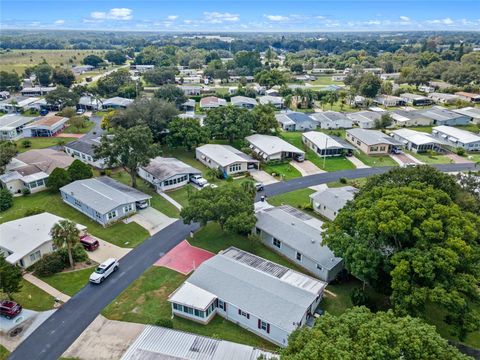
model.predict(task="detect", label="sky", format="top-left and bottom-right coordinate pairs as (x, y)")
top-left (1, 0), bottom-right (480, 32)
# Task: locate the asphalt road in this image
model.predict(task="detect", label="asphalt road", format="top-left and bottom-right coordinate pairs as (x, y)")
top-left (9, 161), bottom-right (478, 360)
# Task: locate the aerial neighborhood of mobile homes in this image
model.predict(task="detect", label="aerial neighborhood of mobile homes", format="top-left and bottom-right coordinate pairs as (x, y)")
top-left (0, 26), bottom-right (479, 360)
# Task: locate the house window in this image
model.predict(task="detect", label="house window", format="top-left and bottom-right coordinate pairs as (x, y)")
top-left (273, 238), bottom-right (281, 248)
top-left (218, 299), bottom-right (226, 311)
top-left (296, 252), bottom-right (302, 261)
top-left (316, 264), bottom-right (323, 271)
top-left (229, 164), bottom-right (241, 172)
top-left (107, 210), bottom-right (117, 220)
top-left (238, 309), bottom-right (250, 319)
top-left (255, 227), bottom-right (261, 235)
top-left (258, 320), bottom-right (271, 333)
top-left (124, 204), bottom-right (133, 213)
top-left (173, 303), bottom-right (182, 311)
top-left (29, 250), bottom-right (41, 262)
top-left (74, 199), bottom-right (82, 207)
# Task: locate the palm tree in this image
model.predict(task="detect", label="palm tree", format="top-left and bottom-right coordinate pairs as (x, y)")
top-left (241, 180), bottom-right (257, 199)
top-left (50, 220), bottom-right (81, 269)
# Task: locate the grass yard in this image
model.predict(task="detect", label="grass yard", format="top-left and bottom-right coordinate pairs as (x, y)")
top-left (354, 151), bottom-right (397, 167)
top-left (327, 177), bottom-right (368, 189)
top-left (465, 153), bottom-right (480, 163)
top-left (0, 345), bottom-right (9, 360)
top-left (0, 49), bottom-right (107, 74)
top-left (309, 76), bottom-right (343, 86)
top-left (268, 188), bottom-right (316, 209)
top-left (280, 131), bottom-right (356, 172)
top-left (261, 162), bottom-right (302, 180)
top-left (0, 191), bottom-right (149, 248)
top-left (408, 151), bottom-right (453, 165)
top-left (166, 185), bottom-right (193, 208)
top-left (39, 266), bottom-right (95, 297)
top-left (110, 171), bottom-right (180, 218)
top-left (64, 120), bottom-right (95, 134)
top-left (0, 279), bottom-right (54, 311)
top-left (15, 137), bottom-right (77, 153)
top-left (103, 266), bottom-right (277, 351)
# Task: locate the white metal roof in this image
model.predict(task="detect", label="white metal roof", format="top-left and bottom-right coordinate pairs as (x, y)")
top-left (121, 326), bottom-right (276, 360)
top-left (432, 125), bottom-right (480, 144)
top-left (0, 114), bottom-right (37, 131)
top-left (169, 282), bottom-right (217, 311)
top-left (391, 128), bottom-right (444, 146)
top-left (302, 131), bottom-right (353, 150)
top-left (0, 212), bottom-right (86, 264)
top-left (246, 134), bottom-right (304, 156)
top-left (196, 144), bottom-right (257, 167)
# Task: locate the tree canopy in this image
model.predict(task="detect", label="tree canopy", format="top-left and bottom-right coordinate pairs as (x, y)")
top-left (67, 159), bottom-right (93, 181)
top-left (166, 117), bottom-right (208, 150)
top-left (52, 67), bottom-right (76, 88)
top-left (180, 184), bottom-right (256, 235)
top-left (94, 125), bottom-right (160, 187)
top-left (0, 71), bottom-right (21, 91)
top-left (282, 307), bottom-right (470, 360)
top-left (324, 167), bottom-right (480, 339)
top-left (154, 84), bottom-right (187, 106)
top-left (0, 255), bottom-right (23, 300)
top-left (45, 85), bottom-right (80, 108)
top-left (203, 105), bottom-right (253, 143)
top-left (82, 54), bottom-right (104, 67)
top-left (0, 141), bottom-right (17, 173)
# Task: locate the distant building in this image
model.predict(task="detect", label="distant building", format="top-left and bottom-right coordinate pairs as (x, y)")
top-left (178, 85), bottom-right (202, 96)
top-left (276, 112), bottom-right (318, 132)
top-left (374, 95), bottom-right (405, 107)
top-left (196, 144), bottom-right (259, 177)
top-left (64, 137), bottom-right (107, 169)
top-left (454, 92), bottom-right (480, 104)
top-left (309, 111), bottom-right (353, 129)
top-left (389, 110), bottom-right (432, 127)
top-left (230, 96), bottom-right (257, 109)
top-left (346, 111), bottom-right (382, 129)
top-left (138, 157), bottom-right (202, 191)
top-left (302, 131), bottom-right (354, 157)
top-left (310, 186), bottom-right (358, 220)
top-left (346, 128), bottom-right (402, 155)
top-left (0, 114), bottom-right (38, 140)
top-left (431, 126), bottom-right (480, 152)
top-left (400, 93), bottom-right (434, 106)
top-left (380, 73), bottom-right (400, 80)
top-left (199, 96), bottom-right (227, 110)
top-left (452, 107), bottom-right (480, 124)
top-left (23, 115), bottom-right (68, 137)
top-left (168, 247), bottom-right (326, 347)
top-left (258, 95), bottom-right (284, 109)
top-left (255, 204), bottom-right (343, 282)
top-left (101, 97), bottom-right (133, 110)
top-left (20, 86), bottom-right (56, 97)
top-left (246, 134), bottom-right (305, 162)
top-left (428, 92), bottom-right (461, 105)
top-left (77, 96), bottom-right (101, 111)
top-left (415, 107), bottom-right (471, 126)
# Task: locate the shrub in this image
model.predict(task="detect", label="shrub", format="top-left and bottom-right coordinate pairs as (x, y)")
top-left (21, 139), bottom-right (31, 148)
top-left (351, 287), bottom-right (369, 306)
top-left (21, 187), bottom-right (31, 196)
top-left (57, 243), bottom-right (88, 264)
top-left (58, 107), bottom-right (76, 118)
top-left (339, 177), bottom-right (348, 184)
top-left (34, 252), bottom-right (65, 277)
top-left (24, 207), bottom-right (43, 217)
top-left (155, 318), bottom-right (173, 328)
top-left (0, 188), bottom-right (13, 211)
top-left (456, 148), bottom-right (465, 156)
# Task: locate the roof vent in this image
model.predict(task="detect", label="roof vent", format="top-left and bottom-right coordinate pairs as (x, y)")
top-left (311, 239), bottom-right (315, 244)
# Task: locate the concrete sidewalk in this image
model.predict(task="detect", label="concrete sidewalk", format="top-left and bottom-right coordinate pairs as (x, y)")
top-left (158, 191), bottom-right (183, 210)
top-left (290, 160), bottom-right (325, 176)
top-left (23, 273), bottom-right (70, 303)
top-left (347, 155), bottom-right (370, 169)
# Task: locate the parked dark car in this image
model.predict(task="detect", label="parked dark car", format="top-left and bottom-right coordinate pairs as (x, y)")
top-left (80, 235), bottom-right (99, 251)
top-left (0, 300), bottom-right (22, 319)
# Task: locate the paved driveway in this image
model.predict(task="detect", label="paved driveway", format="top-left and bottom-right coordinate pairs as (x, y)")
top-left (129, 207), bottom-right (177, 235)
top-left (63, 315), bottom-right (144, 360)
top-left (249, 169), bottom-right (279, 185)
top-left (446, 153), bottom-right (473, 164)
top-left (290, 160), bottom-right (325, 176)
top-left (347, 155), bottom-right (370, 168)
top-left (87, 237), bottom-right (131, 264)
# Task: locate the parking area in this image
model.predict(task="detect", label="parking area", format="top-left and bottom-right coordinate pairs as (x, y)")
top-left (128, 207), bottom-right (177, 235)
top-left (154, 240), bottom-right (215, 275)
top-left (249, 169), bottom-right (279, 185)
top-left (290, 160), bottom-right (325, 176)
top-left (86, 236), bottom-right (131, 263)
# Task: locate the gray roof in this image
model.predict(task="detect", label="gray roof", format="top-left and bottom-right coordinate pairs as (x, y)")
top-left (400, 93), bottom-right (429, 101)
top-left (0, 114), bottom-right (37, 130)
top-left (452, 107), bottom-right (480, 119)
top-left (141, 157), bottom-right (201, 182)
top-left (310, 186), bottom-right (358, 213)
top-left (60, 176), bottom-right (151, 214)
top-left (416, 107), bottom-right (468, 122)
top-left (231, 96), bottom-right (257, 106)
top-left (346, 128), bottom-right (402, 146)
top-left (432, 125), bottom-right (480, 144)
top-left (121, 326), bottom-right (276, 360)
top-left (391, 128), bottom-right (445, 146)
top-left (64, 139), bottom-right (95, 156)
top-left (102, 97), bottom-right (133, 107)
top-left (197, 144), bottom-right (258, 167)
top-left (183, 247), bottom-right (326, 332)
top-left (256, 205), bottom-right (342, 271)
top-left (310, 111), bottom-right (350, 123)
top-left (276, 112), bottom-right (317, 127)
top-left (246, 134), bottom-right (304, 156)
top-left (302, 131), bottom-right (354, 150)
top-left (346, 111), bottom-right (382, 123)
top-left (258, 95), bottom-right (283, 105)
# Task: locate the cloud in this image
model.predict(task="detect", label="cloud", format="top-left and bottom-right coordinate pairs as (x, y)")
top-left (265, 15), bottom-right (289, 21)
top-left (167, 15), bottom-right (178, 21)
top-left (399, 16), bottom-right (410, 22)
top-left (427, 17), bottom-right (454, 25)
top-left (90, 8), bottom-right (133, 21)
top-left (203, 12), bottom-right (239, 23)
top-left (54, 19), bottom-right (65, 25)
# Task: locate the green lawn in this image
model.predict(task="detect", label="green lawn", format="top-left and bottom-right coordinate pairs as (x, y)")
top-left (279, 131), bottom-right (356, 172)
top-left (0, 191), bottom-right (149, 248)
top-left (408, 151), bottom-right (453, 165)
top-left (268, 188), bottom-right (316, 209)
top-left (0, 345), bottom-right (9, 360)
top-left (261, 162), bottom-right (302, 180)
top-left (64, 120), bottom-right (95, 134)
top-left (110, 171), bottom-right (180, 218)
top-left (39, 266), bottom-right (95, 297)
top-left (15, 137), bottom-right (77, 153)
top-left (354, 151), bottom-right (397, 167)
top-left (0, 279), bottom-right (54, 311)
top-left (309, 76), bottom-right (343, 86)
top-left (166, 185), bottom-right (194, 208)
top-left (103, 266), bottom-right (277, 351)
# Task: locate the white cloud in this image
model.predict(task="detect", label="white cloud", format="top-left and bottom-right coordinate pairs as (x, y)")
top-left (54, 19), bottom-right (65, 25)
top-left (427, 17), bottom-right (454, 25)
top-left (399, 16), bottom-right (410, 22)
top-left (167, 15), bottom-right (178, 21)
top-left (265, 15), bottom-right (289, 21)
top-left (203, 12), bottom-right (239, 22)
top-left (90, 8), bottom-right (133, 21)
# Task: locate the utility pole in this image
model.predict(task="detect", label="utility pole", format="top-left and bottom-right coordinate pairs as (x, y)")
top-left (323, 136), bottom-right (328, 169)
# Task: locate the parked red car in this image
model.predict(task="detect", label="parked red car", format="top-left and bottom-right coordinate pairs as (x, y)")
top-left (0, 300), bottom-right (22, 319)
top-left (80, 235), bottom-right (99, 251)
